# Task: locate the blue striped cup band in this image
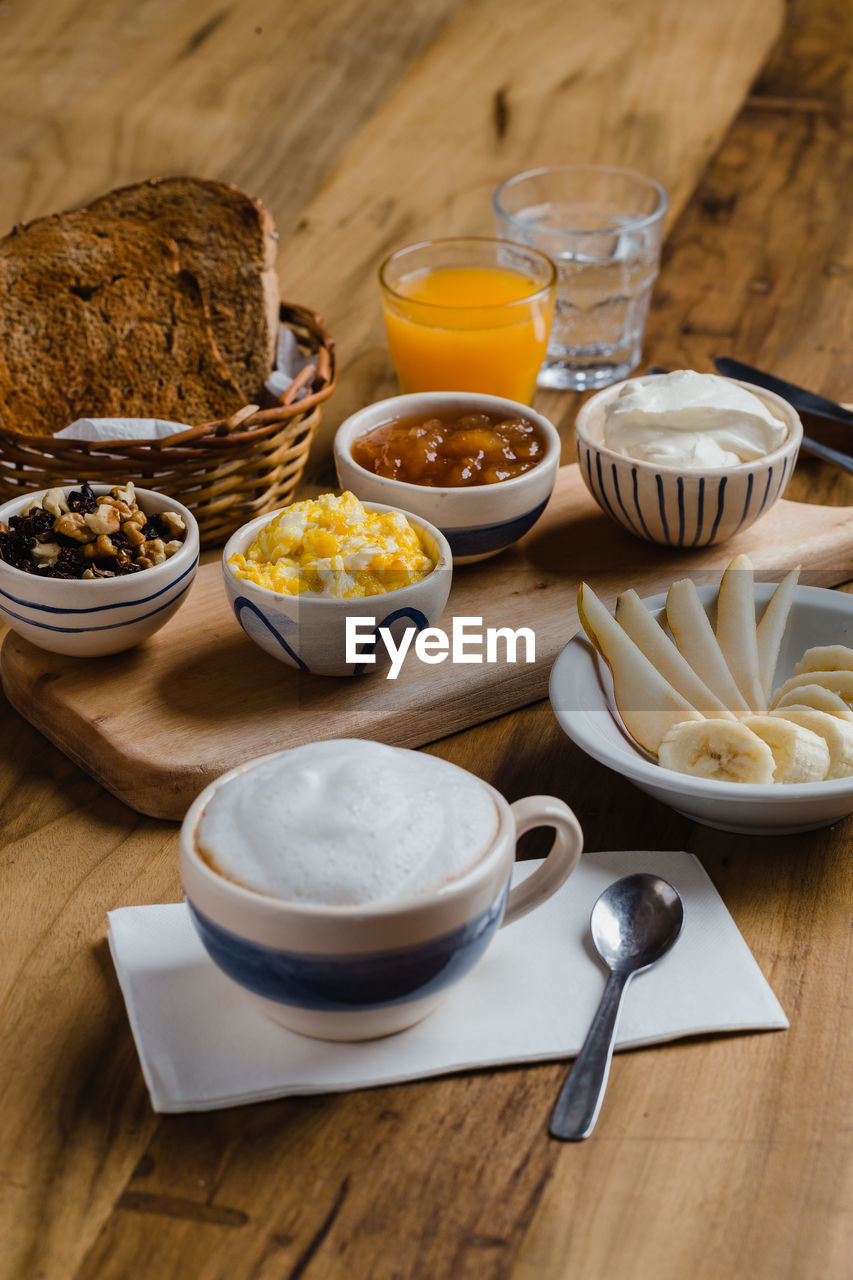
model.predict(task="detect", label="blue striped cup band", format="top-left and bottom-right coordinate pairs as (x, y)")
top-left (187, 889), bottom-right (507, 1011)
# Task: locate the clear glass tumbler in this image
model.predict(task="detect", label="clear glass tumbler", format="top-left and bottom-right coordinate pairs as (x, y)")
top-left (493, 166), bottom-right (667, 391)
top-left (379, 237), bottom-right (556, 405)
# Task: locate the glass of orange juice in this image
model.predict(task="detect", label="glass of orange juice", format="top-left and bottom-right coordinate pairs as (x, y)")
top-left (379, 237), bottom-right (556, 405)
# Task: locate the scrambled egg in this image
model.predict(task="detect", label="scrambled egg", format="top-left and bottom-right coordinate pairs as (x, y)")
top-left (228, 491), bottom-right (435, 598)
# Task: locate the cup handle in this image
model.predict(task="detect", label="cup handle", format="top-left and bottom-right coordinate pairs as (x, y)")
top-left (501, 796), bottom-right (584, 927)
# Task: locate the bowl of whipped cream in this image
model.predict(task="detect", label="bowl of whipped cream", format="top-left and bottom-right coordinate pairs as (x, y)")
top-left (574, 369), bottom-right (802, 547)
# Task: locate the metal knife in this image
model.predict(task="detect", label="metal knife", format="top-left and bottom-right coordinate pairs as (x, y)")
top-left (714, 357), bottom-right (853, 426)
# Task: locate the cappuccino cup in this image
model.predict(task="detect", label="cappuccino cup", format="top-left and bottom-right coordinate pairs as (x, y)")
top-left (179, 739), bottom-right (584, 1041)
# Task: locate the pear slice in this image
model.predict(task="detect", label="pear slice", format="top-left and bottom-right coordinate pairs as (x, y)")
top-left (756, 568), bottom-right (799, 704)
top-left (577, 582), bottom-right (702, 754)
top-left (794, 644), bottom-right (853, 675)
top-left (774, 683), bottom-right (853, 723)
top-left (665, 578), bottom-right (749, 713)
top-left (771, 669), bottom-right (853, 709)
top-left (615, 589), bottom-right (735, 718)
top-left (715, 554), bottom-right (766, 712)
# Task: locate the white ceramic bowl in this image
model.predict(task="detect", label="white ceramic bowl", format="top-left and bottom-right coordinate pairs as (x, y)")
top-left (550, 583), bottom-right (853, 835)
top-left (222, 501), bottom-right (452, 677)
top-left (0, 485), bottom-right (199, 657)
top-left (574, 376), bottom-right (802, 547)
top-left (334, 391), bottom-right (561, 564)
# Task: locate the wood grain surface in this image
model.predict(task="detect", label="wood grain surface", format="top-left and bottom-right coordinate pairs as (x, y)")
top-left (2, 1), bottom-right (852, 1279)
top-left (277, 0), bottom-right (785, 466)
top-left (5, 467), bottom-right (853, 819)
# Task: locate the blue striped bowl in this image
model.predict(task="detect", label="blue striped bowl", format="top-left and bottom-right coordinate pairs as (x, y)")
top-left (574, 377), bottom-right (802, 548)
top-left (334, 392), bottom-right (560, 564)
top-left (0, 485), bottom-right (199, 656)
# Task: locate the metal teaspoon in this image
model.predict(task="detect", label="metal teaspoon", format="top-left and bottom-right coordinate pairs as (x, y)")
top-left (549, 873), bottom-right (685, 1142)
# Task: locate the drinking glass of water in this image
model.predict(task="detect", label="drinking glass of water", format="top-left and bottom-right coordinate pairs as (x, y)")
top-left (493, 165), bottom-right (667, 391)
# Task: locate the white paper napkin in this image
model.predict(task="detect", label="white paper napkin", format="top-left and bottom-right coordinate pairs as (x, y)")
top-left (265, 324), bottom-right (315, 400)
top-left (108, 850), bottom-right (787, 1113)
top-left (54, 417), bottom-right (190, 442)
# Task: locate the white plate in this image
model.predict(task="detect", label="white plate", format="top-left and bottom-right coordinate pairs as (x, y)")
top-left (549, 583), bottom-right (853, 834)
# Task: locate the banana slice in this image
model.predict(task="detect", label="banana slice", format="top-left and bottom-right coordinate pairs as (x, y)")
top-left (658, 719), bottom-right (774, 783)
top-left (771, 670), bottom-right (853, 709)
top-left (741, 715), bottom-right (830, 784)
top-left (793, 645), bottom-right (853, 675)
top-left (774, 683), bottom-right (853, 723)
top-left (768, 705), bottom-right (853, 778)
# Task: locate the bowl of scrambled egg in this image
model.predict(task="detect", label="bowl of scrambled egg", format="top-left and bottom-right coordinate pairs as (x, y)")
top-left (222, 491), bottom-right (452, 677)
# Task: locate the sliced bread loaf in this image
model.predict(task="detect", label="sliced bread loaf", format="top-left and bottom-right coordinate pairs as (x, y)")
top-left (0, 209), bottom-right (246, 433)
top-left (87, 177), bottom-right (279, 397)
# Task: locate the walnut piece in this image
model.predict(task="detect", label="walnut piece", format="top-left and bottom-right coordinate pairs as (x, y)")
top-left (83, 504), bottom-right (121, 537)
top-left (161, 511), bottom-right (186, 537)
top-left (142, 537), bottom-right (168, 565)
top-left (122, 521), bottom-right (146, 547)
top-left (101, 497), bottom-right (134, 519)
top-left (43, 488), bottom-right (70, 518)
top-left (83, 534), bottom-right (118, 560)
top-left (110, 482), bottom-right (136, 507)
top-left (54, 512), bottom-right (95, 543)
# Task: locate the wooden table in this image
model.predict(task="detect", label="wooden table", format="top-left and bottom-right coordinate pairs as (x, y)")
top-left (2, 1), bottom-right (851, 1276)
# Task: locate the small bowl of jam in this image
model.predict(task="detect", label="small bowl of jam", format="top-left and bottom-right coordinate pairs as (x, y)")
top-left (335, 392), bottom-right (560, 563)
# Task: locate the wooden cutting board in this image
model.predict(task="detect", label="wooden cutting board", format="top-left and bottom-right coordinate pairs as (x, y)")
top-left (4, 462), bottom-right (853, 820)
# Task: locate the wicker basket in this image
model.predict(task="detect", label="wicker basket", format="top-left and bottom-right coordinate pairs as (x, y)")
top-left (0, 303), bottom-right (336, 547)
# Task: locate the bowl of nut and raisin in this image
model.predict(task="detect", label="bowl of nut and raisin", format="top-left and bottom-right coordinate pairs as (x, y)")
top-left (0, 482), bottom-right (199, 656)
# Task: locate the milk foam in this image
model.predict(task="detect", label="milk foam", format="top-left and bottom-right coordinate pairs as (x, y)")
top-left (196, 739), bottom-right (500, 906)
